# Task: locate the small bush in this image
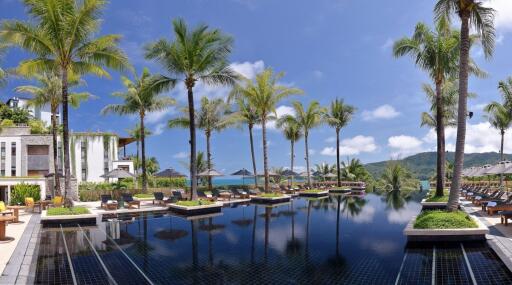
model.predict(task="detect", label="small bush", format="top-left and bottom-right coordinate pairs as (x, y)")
top-left (10, 183), bottom-right (40, 205)
top-left (414, 210), bottom-right (478, 229)
top-left (0, 119), bottom-right (15, 127)
top-left (176, 200), bottom-right (213, 206)
top-left (47, 207), bottom-right (90, 216)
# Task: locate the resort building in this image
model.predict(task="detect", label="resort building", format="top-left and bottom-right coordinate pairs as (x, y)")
top-left (6, 96), bottom-right (57, 127)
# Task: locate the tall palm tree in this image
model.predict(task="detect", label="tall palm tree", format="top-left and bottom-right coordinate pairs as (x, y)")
top-left (484, 101), bottom-right (512, 186)
top-left (498, 77), bottom-right (512, 109)
top-left (276, 116), bottom-right (302, 186)
top-left (314, 162), bottom-right (336, 179)
top-left (169, 97), bottom-right (232, 191)
top-left (145, 18), bottom-right (238, 200)
top-left (127, 124), bottom-right (152, 167)
top-left (1, 0), bottom-right (131, 203)
top-left (323, 98), bottom-right (355, 187)
top-left (229, 97), bottom-right (261, 187)
top-left (435, 0), bottom-right (496, 210)
top-left (229, 69), bottom-right (302, 192)
top-left (290, 101), bottom-right (324, 187)
top-left (102, 68), bottom-right (175, 192)
top-left (15, 72), bottom-right (91, 195)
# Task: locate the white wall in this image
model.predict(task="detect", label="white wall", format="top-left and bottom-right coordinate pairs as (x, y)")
top-left (0, 137), bottom-right (22, 177)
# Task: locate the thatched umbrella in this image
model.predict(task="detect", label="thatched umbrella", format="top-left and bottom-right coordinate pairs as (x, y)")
top-left (231, 168), bottom-right (253, 185)
top-left (155, 168), bottom-right (186, 178)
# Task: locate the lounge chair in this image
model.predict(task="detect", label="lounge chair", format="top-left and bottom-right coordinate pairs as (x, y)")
top-left (474, 191), bottom-right (505, 206)
top-left (100, 195), bottom-right (118, 210)
top-left (25, 197), bottom-right (41, 213)
top-left (0, 201), bottom-right (13, 217)
top-left (198, 191), bottom-right (216, 201)
top-left (487, 196), bottom-right (512, 215)
top-left (153, 192), bottom-right (174, 205)
top-left (232, 189), bottom-right (250, 199)
top-left (482, 195), bottom-right (512, 212)
top-left (172, 190), bottom-right (188, 201)
top-left (248, 188), bottom-right (261, 196)
top-left (122, 193), bottom-right (140, 209)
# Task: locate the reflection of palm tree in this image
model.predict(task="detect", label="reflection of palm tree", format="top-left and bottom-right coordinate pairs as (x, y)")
top-left (251, 205), bottom-right (258, 263)
top-left (335, 197), bottom-right (341, 257)
top-left (191, 220), bottom-right (198, 269)
top-left (305, 201), bottom-right (312, 262)
top-left (340, 195), bottom-right (366, 217)
top-left (285, 200), bottom-right (302, 256)
top-left (384, 190), bottom-right (407, 211)
top-left (264, 207), bottom-right (272, 263)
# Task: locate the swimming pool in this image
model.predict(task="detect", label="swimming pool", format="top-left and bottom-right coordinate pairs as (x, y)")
top-left (33, 192), bottom-right (512, 284)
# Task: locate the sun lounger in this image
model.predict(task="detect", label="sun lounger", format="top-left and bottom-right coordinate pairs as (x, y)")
top-left (122, 193), bottom-right (140, 209)
top-left (487, 197), bottom-right (512, 215)
top-left (232, 189), bottom-right (250, 199)
top-left (0, 201), bottom-right (13, 217)
top-left (198, 191), bottom-right (216, 201)
top-left (172, 190), bottom-right (188, 201)
top-left (474, 191), bottom-right (505, 205)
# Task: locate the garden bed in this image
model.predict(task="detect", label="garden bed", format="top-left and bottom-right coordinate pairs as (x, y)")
top-left (41, 207), bottom-right (98, 227)
top-left (328, 188), bottom-right (352, 194)
top-left (404, 210), bottom-right (487, 242)
top-left (168, 200), bottom-right (223, 216)
top-left (251, 194), bottom-right (291, 204)
top-left (421, 190), bottom-right (449, 209)
top-left (299, 189), bottom-right (329, 197)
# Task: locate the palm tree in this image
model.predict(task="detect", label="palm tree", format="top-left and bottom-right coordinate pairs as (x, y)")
top-left (102, 68), bottom-right (175, 192)
top-left (498, 77), bottom-right (512, 108)
top-left (315, 162), bottom-right (336, 179)
top-left (229, 97), bottom-right (261, 187)
top-left (291, 101), bottom-right (324, 187)
top-left (484, 101), bottom-right (512, 187)
top-left (229, 69), bottom-right (302, 192)
top-left (276, 115), bottom-right (302, 187)
top-left (435, 0), bottom-right (496, 210)
top-left (340, 158), bottom-right (369, 182)
top-left (1, 0), bottom-right (131, 203)
top-left (15, 72), bottom-right (92, 195)
top-left (0, 44), bottom-right (6, 87)
top-left (180, 151), bottom-right (208, 186)
top-left (145, 18), bottom-right (238, 200)
top-left (169, 97), bottom-right (232, 191)
top-left (323, 98), bottom-right (355, 187)
top-left (127, 124), bottom-right (152, 168)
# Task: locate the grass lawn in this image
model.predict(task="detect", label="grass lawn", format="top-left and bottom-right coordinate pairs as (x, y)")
top-left (259, 193), bottom-right (285, 198)
top-left (47, 207), bottom-right (90, 216)
top-left (134, 193), bottom-right (154, 199)
top-left (413, 210), bottom-right (478, 229)
top-left (425, 189), bottom-right (449, 202)
top-left (303, 189), bottom-right (326, 193)
top-left (176, 200), bottom-right (214, 207)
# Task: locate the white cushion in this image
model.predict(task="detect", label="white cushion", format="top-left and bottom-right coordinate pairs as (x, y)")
top-left (475, 196), bottom-right (482, 200)
top-left (487, 201), bottom-right (497, 207)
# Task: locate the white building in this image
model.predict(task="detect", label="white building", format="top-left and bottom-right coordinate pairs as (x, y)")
top-left (6, 96), bottom-right (58, 127)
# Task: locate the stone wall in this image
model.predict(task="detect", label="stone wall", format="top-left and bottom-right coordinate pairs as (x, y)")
top-left (45, 176), bottom-right (79, 201)
top-left (20, 135), bottom-right (53, 176)
top-left (0, 126), bottom-right (31, 136)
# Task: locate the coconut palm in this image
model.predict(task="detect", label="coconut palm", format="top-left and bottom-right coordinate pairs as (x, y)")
top-left (484, 101), bottom-right (512, 186)
top-left (180, 151), bottom-right (208, 186)
top-left (127, 124), bottom-right (152, 168)
top-left (291, 101), bottom-right (325, 187)
top-left (229, 69), bottom-right (302, 192)
top-left (315, 162), bottom-right (336, 179)
top-left (102, 68), bottom-right (175, 192)
top-left (435, 0), bottom-right (496, 210)
top-left (1, 0), bottom-right (131, 203)
top-left (340, 158), bottom-right (370, 182)
top-left (15, 72), bottom-right (92, 195)
top-left (145, 18), bottom-right (238, 200)
top-left (323, 98), bottom-right (355, 187)
top-left (229, 97), bottom-right (261, 187)
top-left (498, 77), bottom-right (512, 109)
top-left (276, 115), bottom-right (302, 187)
top-left (380, 161), bottom-right (416, 192)
top-left (169, 97), bottom-right (232, 191)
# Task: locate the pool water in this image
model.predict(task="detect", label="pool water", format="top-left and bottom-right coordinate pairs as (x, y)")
top-left (33, 192), bottom-right (512, 284)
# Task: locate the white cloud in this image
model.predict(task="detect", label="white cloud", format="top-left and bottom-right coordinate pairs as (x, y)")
top-left (321, 135), bottom-right (377, 156)
top-left (153, 123), bottom-right (166, 135)
top-left (230, 60), bottom-right (265, 79)
top-left (325, 136), bottom-right (336, 143)
top-left (146, 108), bottom-right (175, 124)
top-left (172, 151), bottom-right (188, 159)
top-left (388, 135), bottom-right (424, 157)
top-left (255, 105), bottom-right (295, 130)
top-left (484, 0), bottom-right (512, 31)
top-left (362, 104), bottom-right (400, 121)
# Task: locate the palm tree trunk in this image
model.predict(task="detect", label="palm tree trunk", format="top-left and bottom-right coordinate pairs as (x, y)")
top-left (447, 12), bottom-right (470, 211)
top-left (51, 106), bottom-right (60, 196)
top-left (187, 84), bottom-right (198, 200)
top-left (435, 80), bottom-right (446, 197)
top-left (249, 124), bottom-right (258, 187)
top-left (135, 139), bottom-right (139, 188)
top-left (336, 128), bottom-right (341, 187)
top-left (61, 67), bottom-right (71, 205)
top-left (140, 114), bottom-right (147, 193)
top-left (500, 129), bottom-right (505, 187)
top-left (290, 140), bottom-right (294, 187)
top-left (305, 132), bottom-right (311, 187)
top-left (262, 117), bottom-right (269, 192)
top-left (206, 131), bottom-right (212, 192)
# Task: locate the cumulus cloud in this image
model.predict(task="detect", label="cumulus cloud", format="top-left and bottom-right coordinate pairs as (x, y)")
top-left (388, 135), bottom-right (424, 156)
top-left (230, 60), bottom-right (265, 79)
top-left (325, 136), bottom-right (336, 143)
top-left (255, 105), bottom-right (295, 130)
top-left (321, 135), bottom-right (377, 156)
top-left (153, 123), bottom-right (166, 135)
top-left (484, 0), bottom-right (512, 31)
top-left (172, 151), bottom-right (188, 159)
top-left (362, 104), bottom-right (400, 121)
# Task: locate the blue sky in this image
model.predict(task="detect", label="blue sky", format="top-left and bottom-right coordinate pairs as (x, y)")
top-left (2, 0), bottom-right (512, 175)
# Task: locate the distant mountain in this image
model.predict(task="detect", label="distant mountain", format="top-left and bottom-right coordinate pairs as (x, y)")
top-left (365, 152), bottom-right (511, 180)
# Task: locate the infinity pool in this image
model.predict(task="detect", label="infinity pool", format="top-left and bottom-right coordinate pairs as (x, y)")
top-left (33, 192), bottom-right (512, 284)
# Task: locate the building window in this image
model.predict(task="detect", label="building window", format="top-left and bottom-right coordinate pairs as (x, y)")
top-left (81, 141), bottom-right (87, 181)
top-left (104, 141), bottom-right (109, 176)
top-left (11, 142), bottom-right (16, 176)
top-left (0, 142), bottom-right (5, 176)
top-left (57, 142), bottom-right (62, 172)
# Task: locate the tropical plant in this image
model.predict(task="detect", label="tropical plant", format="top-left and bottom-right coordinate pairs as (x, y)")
top-left (10, 183), bottom-right (40, 205)
top-left (15, 72), bottom-right (92, 195)
top-left (229, 69), bottom-right (302, 192)
top-left (0, 0), bottom-right (131, 204)
top-left (314, 162), bottom-right (336, 180)
top-left (0, 44), bottom-right (7, 87)
top-left (290, 101), bottom-right (324, 187)
top-left (229, 97), bottom-right (261, 186)
top-left (169, 97), bottom-right (232, 191)
top-left (133, 156), bottom-right (160, 176)
top-left (323, 98), bottom-right (355, 187)
top-left (180, 151), bottom-right (208, 186)
top-left (102, 68), bottom-right (175, 192)
top-left (340, 158), bottom-right (372, 182)
top-left (435, 0), bottom-right (496, 210)
top-left (484, 101), bottom-right (512, 186)
top-left (498, 77), bottom-right (512, 109)
top-left (145, 18), bottom-right (238, 200)
top-left (276, 115), bottom-right (302, 186)
top-left (127, 124), bottom-right (152, 167)
top-left (379, 161), bottom-right (418, 192)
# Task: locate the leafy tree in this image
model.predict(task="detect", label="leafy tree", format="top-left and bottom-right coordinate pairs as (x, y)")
top-left (1, 0), bottom-right (131, 203)
top-left (229, 69), bottom-right (302, 192)
top-left (127, 123), bottom-right (152, 169)
top-left (169, 97), bottom-right (232, 191)
top-left (102, 68), bottom-right (175, 192)
top-left (314, 162), bottom-right (336, 180)
top-left (145, 18), bottom-right (238, 200)
top-left (484, 101), bottom-right (512, 186)
top-left (323, 98), bottom-right (355, 187)
top-left (379, 161), bottom-right (418, 192)
top-left (0, 44), bottom-right (6, 87)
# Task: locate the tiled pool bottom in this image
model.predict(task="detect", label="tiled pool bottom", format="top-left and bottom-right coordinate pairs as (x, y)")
top-left (32, 195), bottom-right (512, 284)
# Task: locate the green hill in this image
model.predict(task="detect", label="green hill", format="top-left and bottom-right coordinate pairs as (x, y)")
top-left (365, 152), bottom-right (511, 180)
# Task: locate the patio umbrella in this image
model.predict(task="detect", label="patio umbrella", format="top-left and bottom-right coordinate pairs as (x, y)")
top-left (101, 169), bottom-right (135, 188)
top-left (231, 168), bottom-right (253, 185)
top-left (282, 169), bottom-right (299, 177)
top-left (323, 173), bottom-right (337, 178)
top-left (197, 169), bottom-right (224, 177)
top-left (155, 168), bottom-right (186, 178)
top-left (472, 165), bottom-right (493, 177)
top-left (463, 167), bottom-right (480, 177)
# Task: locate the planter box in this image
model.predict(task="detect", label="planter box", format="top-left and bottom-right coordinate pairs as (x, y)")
top-left (329, 188), bottom-right (352, 194)
top-left (404, 215), bottom-right (488, 242)
top-left (420, 198), bottom-right (448, 210)
top-left (168, 202), bottom-right (223, 216)
top-left (40, 210), bottom-right (98, 227)
top-left (251, 195), bottom-right (291, 204)
top-left (299, 191), bottom-right (329, 197)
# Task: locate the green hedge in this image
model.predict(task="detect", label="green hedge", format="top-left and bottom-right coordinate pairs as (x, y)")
top-left (10, 183), bottom-right (40, 205)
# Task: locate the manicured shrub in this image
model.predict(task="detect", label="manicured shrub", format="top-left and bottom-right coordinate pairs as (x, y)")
top-left (10, 183), bottom-right (40, 205)
top-left (413, 210), bottom-right (478, 229)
